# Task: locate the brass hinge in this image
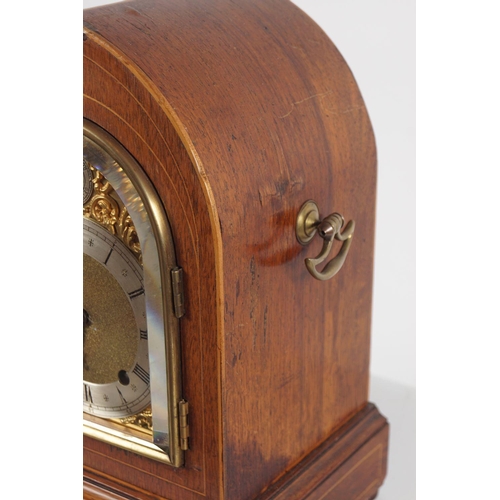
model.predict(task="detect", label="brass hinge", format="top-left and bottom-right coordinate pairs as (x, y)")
top-left (179, 400), bottom-right (189, 451)
top-left (171, 267), bottom-right (185, 318)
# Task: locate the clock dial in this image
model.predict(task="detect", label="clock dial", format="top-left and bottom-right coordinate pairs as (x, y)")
top-left (83, 218), bottom-right (150, 418)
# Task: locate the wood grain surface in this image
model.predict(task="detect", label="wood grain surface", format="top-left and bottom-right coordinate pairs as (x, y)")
top-left (259, 404), bottom-right (388, 500)
top-left (83, 0), bottom-right (385, 498)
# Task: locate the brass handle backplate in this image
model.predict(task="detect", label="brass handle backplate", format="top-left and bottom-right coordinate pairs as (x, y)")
top-left (296, 200), bottom-right (355, 281)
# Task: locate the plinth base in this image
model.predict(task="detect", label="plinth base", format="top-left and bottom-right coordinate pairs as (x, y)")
top-left (258, 403), bottom-right (389, 500)
top-left (84, 403), bottom-right (388, 500)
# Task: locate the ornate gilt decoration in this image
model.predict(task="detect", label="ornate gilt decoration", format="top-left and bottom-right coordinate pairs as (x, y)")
top-left (119, 407), bottom-right (153, 431)
top-left (83, 163), bottom-right (142, 263)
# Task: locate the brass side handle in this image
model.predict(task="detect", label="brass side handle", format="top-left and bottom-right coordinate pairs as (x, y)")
top-left (296, 200), bottom-right (355, 281)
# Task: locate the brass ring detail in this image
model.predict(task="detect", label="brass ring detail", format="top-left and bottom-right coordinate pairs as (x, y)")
top-left (296, 200), bottom-right (355, 281)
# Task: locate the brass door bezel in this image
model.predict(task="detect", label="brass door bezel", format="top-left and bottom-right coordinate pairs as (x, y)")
top-left (83, 119), bottom-right (184, 467)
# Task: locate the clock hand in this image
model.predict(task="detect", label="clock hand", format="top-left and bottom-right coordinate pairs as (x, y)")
top-left (83, 309), bottom-right (91, 370)
top-left (116, 386), bottom-right (128, 405)
top-left (83, 309), bottom-right (90, 329)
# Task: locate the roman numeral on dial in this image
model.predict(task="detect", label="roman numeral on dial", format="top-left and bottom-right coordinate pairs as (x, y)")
top-left (104, 247), bottom-right (114, 265)
top-left (84, 384), bottom-right (93, 404)
top-left (128, 287), bottom-right (145, 299)
top-left (132, 364), bottom-right (150, 385)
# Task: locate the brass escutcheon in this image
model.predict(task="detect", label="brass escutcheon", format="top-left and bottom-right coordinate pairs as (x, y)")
top-left (296, 200), bottom-right (355, 281)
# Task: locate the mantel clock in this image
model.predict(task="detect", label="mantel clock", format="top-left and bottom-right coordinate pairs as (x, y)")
top-left (83, 1), bottom-right (389, 499)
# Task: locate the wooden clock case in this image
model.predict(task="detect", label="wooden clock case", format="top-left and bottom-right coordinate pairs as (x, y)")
top-left (83, 0), bottom-right (389, 498)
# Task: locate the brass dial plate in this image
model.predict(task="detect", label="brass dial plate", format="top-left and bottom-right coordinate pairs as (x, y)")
top-left (83, 253), bottom-right (138, 386)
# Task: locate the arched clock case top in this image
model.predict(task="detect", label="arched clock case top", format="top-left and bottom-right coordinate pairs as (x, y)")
top-left (83, 1), bottom-right (389, 499)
